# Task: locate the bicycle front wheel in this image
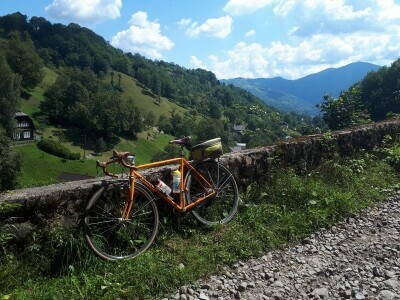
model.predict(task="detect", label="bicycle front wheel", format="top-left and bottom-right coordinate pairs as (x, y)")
top-left (84, 181), bottom-right (159, 260)
top-left (185, 160), bottom-right (239, 226)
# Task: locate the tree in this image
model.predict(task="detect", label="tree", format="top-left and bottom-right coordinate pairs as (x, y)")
top-left (93, 55), bottom-right (109, 74)
top-left (94, 137), bottom-right (107, 154)
top-left (360, 60), bottom-right (400, 120)
top-left (0, 130), bottom-right (21, 191)
top-left (320, 87), bottom-right (371, 130)
top-left (144, 111), bottom-right (156, 127)
top-left (5, 33), bottom-right (44, 90)
top-left (0, 12), bottom-right (29, 33)
top-left (152, 144), bottom-right (183, 162)
top-left (0, 55), bottom-right (21, 135)
top-left (209, 101), bottom-right (222, 119)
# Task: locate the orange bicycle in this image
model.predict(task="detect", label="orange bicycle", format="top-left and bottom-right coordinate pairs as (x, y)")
top-left (84, 137), bottom-right (239, 260)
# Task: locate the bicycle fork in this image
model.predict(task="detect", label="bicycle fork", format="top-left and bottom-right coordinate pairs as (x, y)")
top-left (121, 175), bottom-right (136, 220)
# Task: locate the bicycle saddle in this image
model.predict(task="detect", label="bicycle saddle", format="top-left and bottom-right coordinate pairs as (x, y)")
top-left (169, 136), bottom-right (191, 146)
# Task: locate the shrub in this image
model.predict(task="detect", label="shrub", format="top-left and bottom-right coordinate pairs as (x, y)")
top-left (37, 139), bottom-right (80, 160)
top-left (384, 143), bottom-right (400, 171)
top-left (0, 132), bottom-right (21, 191)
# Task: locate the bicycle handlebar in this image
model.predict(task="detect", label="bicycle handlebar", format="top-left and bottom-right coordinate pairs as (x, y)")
top-left (96, 158), bottom-right (120, 178)
top-left (97, 150), bottom-right (136, 178)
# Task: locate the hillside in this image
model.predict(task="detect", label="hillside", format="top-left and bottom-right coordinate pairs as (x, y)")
top-left (320, 58), bottom-right (400, 130)
top-left (224, 62), bottom-right (381, 115)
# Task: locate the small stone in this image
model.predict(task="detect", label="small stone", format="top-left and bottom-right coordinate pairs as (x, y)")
top-left (355, 292), bottom-right (365, 300)
top-left (272, 293), bottom-right (282, 300)
top-left (238, 282), bottom-right (247, 292)
top-left (385, 271), bottom-right (396, 279)
top-left (235, 291), bottom-right (241, 299)
top-left (313, 287), bottom-right (329, 298)
top-left (201, 284), bottom-right (211, 290)
top-left (198, 293), bottom-right (210, 300)
top-left (339, 290), bottom-right (352, 299)
top-left (179, 294), bottom-right (188, 300)
top-left (271, 280), bottom-right (284, 288)
top-left (373, 267), bottom-right (383, 277)
top-left (187, 288), bottom-right (195, 296)
top-left (383, 279), bottom-right (400, 290)
top-left (247, 281), bottom-right (256, 288)
top-left (378, 290), bottom-right (399, 300)
top-left (252, 264), bottom-right (264, 271)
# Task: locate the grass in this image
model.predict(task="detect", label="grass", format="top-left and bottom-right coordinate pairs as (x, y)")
top-left (13, 143), bottom-right (98, 188)
top-left (12, 133), bottom-right (174, 188)
top-left (113, 134), bottom-right (173, 164)
top-left (20, 67), bottom-right (58, 117)
top-left (104, 71), bottom-right (187, 120)
top-left (1, 148), bottom-right (399, 299)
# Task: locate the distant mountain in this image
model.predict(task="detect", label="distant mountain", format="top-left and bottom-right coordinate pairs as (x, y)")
top-left (223, 62), bottom-right (381, 115)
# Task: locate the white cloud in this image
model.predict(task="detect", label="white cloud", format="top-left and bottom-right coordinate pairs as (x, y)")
top-left (245, 29), bottom-right (256, 37)
top-left (223, 0), bottom-right (273, 16)
top-left (111, 11), bottom-right (174, 59)
top-left (203, 28), bottom-right (400, 79)
top-left (203, 0), bottom-right (400, 79)
top-left (273, 0), bottom-right (400, 36)
top-left (45, 0), bottom-right (122, 24)
top-left (180, 16), bottom-right (233, 39)
top-left (190, 56), bottom-right (208, 70)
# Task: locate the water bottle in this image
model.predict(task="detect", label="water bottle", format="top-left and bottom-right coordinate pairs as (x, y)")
top-left (156, 179), bottom-right (171, 195)
top-left (172, 170), bottom-right (181, 194)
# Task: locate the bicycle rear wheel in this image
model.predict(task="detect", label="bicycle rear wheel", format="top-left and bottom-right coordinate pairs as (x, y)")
top-left (84, 181), bottom-right (159, 260)
top-left (185, 160), bottom-right (239, 225)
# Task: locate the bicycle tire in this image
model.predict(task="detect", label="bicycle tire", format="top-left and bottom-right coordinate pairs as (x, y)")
top-left (84, 181), bottom-right (159, 261)
top-left (184, 160), bottom-right (239, 225)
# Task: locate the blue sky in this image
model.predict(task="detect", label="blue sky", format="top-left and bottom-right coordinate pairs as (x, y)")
top-left (1, 0), bottom-right (400, 79)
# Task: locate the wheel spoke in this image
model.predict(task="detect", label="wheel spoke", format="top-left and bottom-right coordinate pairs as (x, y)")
top-left (131, 199), bottom-right (155, 218)
top-left (217, 174), bottom-right (233, 193)
top-left (87, 219), bottom-right (119, 226)
top-left (185, 161), bottom-right (238, 225)
top-left (84, 183), bottom-right (158, 260)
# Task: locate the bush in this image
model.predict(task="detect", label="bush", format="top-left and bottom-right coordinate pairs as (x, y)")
top-left (384, 143), bottom-right (400, 171)
top-left (0, 132), bottom-right (21, 191)
top-left (37, 139), bottom-right (80, 160)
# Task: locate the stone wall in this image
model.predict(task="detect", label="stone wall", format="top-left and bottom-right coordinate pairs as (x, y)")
top-left (1, 119), bottom-right (400, 237)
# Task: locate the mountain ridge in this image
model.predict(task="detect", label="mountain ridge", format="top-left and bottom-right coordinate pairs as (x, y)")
top-left (223, 62), bottom-right (381, 115)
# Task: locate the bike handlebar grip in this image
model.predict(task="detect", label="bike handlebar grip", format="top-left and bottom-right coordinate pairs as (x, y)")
top-left (113, 150), bottom-right (132, 159)
top-left (97, 160), bottom-right (107, 168)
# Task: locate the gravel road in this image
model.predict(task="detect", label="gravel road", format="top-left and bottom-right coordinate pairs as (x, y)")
top-left (165, 193), bottom-right (400, 300)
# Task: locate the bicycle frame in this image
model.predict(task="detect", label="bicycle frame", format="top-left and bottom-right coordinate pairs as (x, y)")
top-left (118, 157), bottom-right (216, 219)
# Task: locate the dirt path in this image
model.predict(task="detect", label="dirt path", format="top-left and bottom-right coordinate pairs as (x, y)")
top-left (166, 194), bottom-right (400, 300)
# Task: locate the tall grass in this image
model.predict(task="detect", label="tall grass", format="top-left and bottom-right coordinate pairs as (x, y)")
top-left (1, 148), bottom-right (399, 299)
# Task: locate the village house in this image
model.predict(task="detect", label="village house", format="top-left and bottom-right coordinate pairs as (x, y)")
top-left (233, 124), bottom-right (246, 135)
top-left (12, 112), bottom-right (35, 141)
